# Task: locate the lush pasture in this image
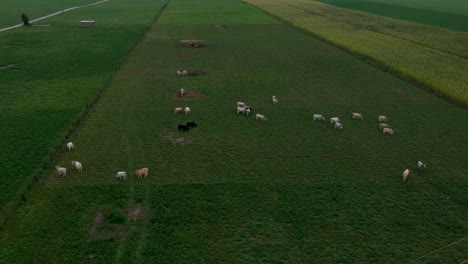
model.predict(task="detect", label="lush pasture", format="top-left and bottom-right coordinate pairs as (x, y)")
top-left (0, 0), bottom-right (98, 28)
top-left (245, 0), bottom-right (468, 104)
top-left (0, 0), bottom-right (166, 225)
top-left (1, 0), bottom-right (466, 262)
top-left (316, 0), bottom-right (468, 31)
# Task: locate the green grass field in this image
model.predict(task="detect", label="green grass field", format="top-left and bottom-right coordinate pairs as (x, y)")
top-left (0, 0), bottom-right (101, 28)
top-left (0, 0), bottom-right (166, 224)
top-left (245, 0), bottom-right (468, 104)
top-left (316, 0), bottom-right (468, 31)
top-left (0, 0), bottom-right (466, 263)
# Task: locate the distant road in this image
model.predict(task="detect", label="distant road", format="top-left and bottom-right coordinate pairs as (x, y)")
top-left (0, 0), bottom-right (110, 33)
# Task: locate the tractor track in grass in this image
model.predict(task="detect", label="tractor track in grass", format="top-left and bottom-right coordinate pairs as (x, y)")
top-left (0, 0), bottom-right (110, 33)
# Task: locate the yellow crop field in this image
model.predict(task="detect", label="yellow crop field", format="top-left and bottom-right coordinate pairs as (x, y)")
top-left (244, 0), bottom-right (468, 104)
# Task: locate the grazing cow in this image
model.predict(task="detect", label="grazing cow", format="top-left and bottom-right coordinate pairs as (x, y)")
top-left (313, 114), bottom-right (325, 121)
top-left (135, 168), bottom-right (148, 178)
top-left (417, 161), bottom-right (426, 169)
top-left (334, 122), bottom-right (343, 130)
top-left (403, 169), bottom-right (409, 182)
top-left (71, 161), bottom-right (82, 172)
top-left (330, 117), bottom-right (340, 124)
top-left (383, 127), bottom-right (395, 135)
top-left (174, 107), bottom-right (183, 114)
top-left (186, 122), bottom-right (197, 128)
top-left (67, 142), bottom-right (74, 152)
top-left (176, 71), bottom-right (182, 76)
top-left (352, 113), bottom-right (363, 120)
top-left (180, 88), bottom-right (185, 96)
top-left (245, 108), bottom-right (251, 116)
top-left (256, 114), bottom-right (267, 121)
top-left (185, 107), bottom-right (190, 115)
top-left (182, 70), bottom-right (188, 76)
top-left (378, 115), bottom-right (388, 123)
top-left (115, 171), bottom-right (127, 180)
top-left (55, 166), bottom-right (66, 176)
top-left (272, 98), bottom-right (279, 104)
top-left (178, 125), bottom-right (189, 132)
top-left (379, 123), bottom-right (389, 130)
top-left (237, 106), bottom-right (246, 114)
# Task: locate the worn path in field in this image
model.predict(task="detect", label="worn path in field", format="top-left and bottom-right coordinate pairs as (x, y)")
top-left (0, 0), bottom-right (109, 33)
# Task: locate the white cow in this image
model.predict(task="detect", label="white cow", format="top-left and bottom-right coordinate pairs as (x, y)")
top-left (237, 102), bottom-right (246, 108)
top-left (378, 115), bottom-right (388, 123)
top-left (330, 117), bottom-right (340, 124)
top-left (237, 106), bottom-right (246, 114)
top-left (55, 166), bottom-right (67, 176)
top-left (71, 161), bottom-right (82, 172)
top-left (182, 70), bottom-right (188, 76)
top-left (383, 127), bottom-right (395, 135)
top-left (313, 114), bottom-right (325, 121)
top-left (417, 161), bottom-right (426, 169)
top-left (184, 107), bottom-right (190, 115)
top-left (256, 114), bottom-right (267, 121)
top-left (115, 171), bottom-right (127, 180)
top-left (272, 98), bottom-right (278, 104)
top-left (67, 142), bottom-right (74, 152)
top-left (403, 169), bottom-right (409, 182)
top-left (379, 123), bottom-right (389, 130)
top-left (334, 122), bottom-right (343, 130)
top-left (352, 113), bottom-right (363, 120)
top-left (245, 108), bottom-right (251, 116)
top-left (180, 88), bottom-right (185, 96)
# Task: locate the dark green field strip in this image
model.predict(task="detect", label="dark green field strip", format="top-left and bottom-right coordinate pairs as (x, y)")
top-left (0, 0), bottom-right (167, 219)
top-left (0, 0), bottom-right (467, 262)
top-left (0, 183), bottom-right (465, 263)
top-left (315, 0), bottom-right (468, 32)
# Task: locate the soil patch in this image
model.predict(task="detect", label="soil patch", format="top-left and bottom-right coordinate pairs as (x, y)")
top-left (0, 64), bottom-right (15, 70)
top-left (176, 137), bottom-right (192, 144)
top-left (212, 24), bottom-right (227, 27)
top-left (161, 130), bottom-right (192, 144)
top-left (89, 212), bottom-right (104, 239)
top-left (167, 91), bottom-right (206, 100)
top-left (179, 40), bottom-right (207, 48)
top-left (128, 204), bottom-right (147, 221)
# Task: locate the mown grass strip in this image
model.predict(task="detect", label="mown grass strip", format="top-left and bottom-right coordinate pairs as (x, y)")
top-left (243, 0), bottom-right (468, 104)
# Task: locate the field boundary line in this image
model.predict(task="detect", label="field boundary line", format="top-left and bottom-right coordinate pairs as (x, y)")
top-left (0, 0), bottom-right (110, 33)
top-left (241, 0), bottom-right (467, 108)
top-left (405, 236), bottom-right (467, 264)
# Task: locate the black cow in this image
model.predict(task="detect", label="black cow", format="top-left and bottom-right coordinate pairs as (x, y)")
top-left (178, 125), bottom-right (189, 132)
top-left (186, 122), bottom-right (197, 128)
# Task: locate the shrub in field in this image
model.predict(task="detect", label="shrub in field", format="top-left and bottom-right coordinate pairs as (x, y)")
top-left (21, 13), bottom-right (30, 26)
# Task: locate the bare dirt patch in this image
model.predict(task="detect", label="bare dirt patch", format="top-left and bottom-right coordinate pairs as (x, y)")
top-left (89, 212), bottom-right (104, 239)
top-left (179, 39), bottom-right (207, 48)
top-left (0, 64), bottom-right (15, 70)
top-left (212, 24), bottom-right (227, 28)
top-left (128, 204), bottom-right (148, 221)
top-left (167, 91), bottom-right (205, 100)
top-left (161, 130), bottom-right (192, 144)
